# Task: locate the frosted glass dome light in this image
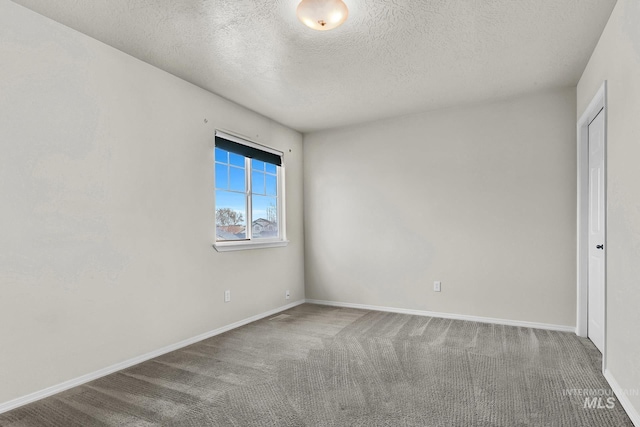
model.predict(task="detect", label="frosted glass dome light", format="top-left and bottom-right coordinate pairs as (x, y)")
top-left (296, 0), bottom-right (349, 31)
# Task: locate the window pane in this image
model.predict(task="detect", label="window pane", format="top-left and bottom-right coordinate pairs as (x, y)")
top-left (215, 190), bottom-right (247, 241)
top-left (265, 174), bottom-right (277, 196)
top-left (252, 171), bottom-right (265, 195)
top-left (252, 195), bottom-right (278, 239)
top-left (229, 152), bottom-right (244, 167)
top-left (252, 159), bottom-right (265, 171)
top-left (215, 164), bottom-right (228, 189)
top-left (215, 148), bottom-right (228, 163)
top-left (214, 139), bottom-right (283, 245)
top-left (229, 166), bottom-right (245, 192)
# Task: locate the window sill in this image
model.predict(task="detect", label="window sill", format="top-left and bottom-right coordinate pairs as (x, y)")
top-left (213, 240), bottom-right (289, 252)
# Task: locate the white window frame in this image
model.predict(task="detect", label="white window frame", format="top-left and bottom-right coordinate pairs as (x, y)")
top-left (213, 130), bottom-right (288, 252)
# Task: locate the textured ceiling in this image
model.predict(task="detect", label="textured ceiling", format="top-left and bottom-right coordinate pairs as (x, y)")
top-left (11, 0), bottom-right (616, 132)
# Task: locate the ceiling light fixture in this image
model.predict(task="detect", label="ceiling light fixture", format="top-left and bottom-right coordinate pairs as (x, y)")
top-left (296, 0), bottom-right (349, 31)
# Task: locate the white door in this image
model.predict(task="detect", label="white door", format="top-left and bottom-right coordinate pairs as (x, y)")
top-left (588, 108), bottom-right (605, 353)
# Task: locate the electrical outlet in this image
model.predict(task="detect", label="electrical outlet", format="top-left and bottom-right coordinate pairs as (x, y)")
top-left (285, 290), bottom-right (290, 300)
top-left (224, 290), bottom-right (231, 302)
top-left (434, 281), bottom-right (441, 292)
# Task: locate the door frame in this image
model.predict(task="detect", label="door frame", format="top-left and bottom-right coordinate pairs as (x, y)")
top-left (576, 81), bottom-right (607, 367)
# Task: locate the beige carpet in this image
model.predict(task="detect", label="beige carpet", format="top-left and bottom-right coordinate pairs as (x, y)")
top-left (0, 304), bottom-right (633, 426)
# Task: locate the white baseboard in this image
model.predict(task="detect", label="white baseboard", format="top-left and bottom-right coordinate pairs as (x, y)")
top-left (0, 299), bottom-right (305, 415)
top-left (305, 299), bottom-right (576, 333)
top-left (605, 369), bottom-right (640, 426)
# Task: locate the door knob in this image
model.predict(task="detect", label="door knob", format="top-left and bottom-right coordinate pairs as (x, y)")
top-left (596, 244), bottom-right (604, 250)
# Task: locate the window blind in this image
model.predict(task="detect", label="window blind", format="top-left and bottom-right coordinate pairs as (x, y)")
top-left (215, 131), bottom-right (282, 166)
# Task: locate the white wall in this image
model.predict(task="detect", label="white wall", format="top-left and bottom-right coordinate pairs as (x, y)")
top-left (304, 88), bottom-right (577, 327)
top-left (0, 1), bottom-right (304, 405)
top-left (577, 0), bottom-right (640, 420)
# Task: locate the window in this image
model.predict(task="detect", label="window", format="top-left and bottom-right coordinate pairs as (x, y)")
top-left (214, 130), bottom-right (287, 251)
